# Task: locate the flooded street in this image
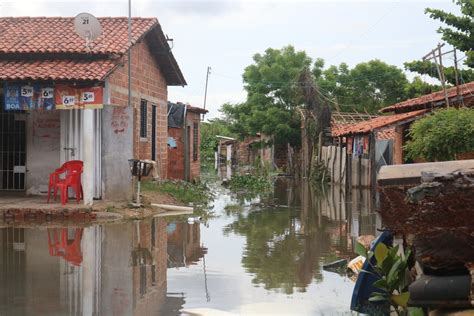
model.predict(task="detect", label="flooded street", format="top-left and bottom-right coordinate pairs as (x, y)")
top-left (0, 176), bottom-right (379, 315)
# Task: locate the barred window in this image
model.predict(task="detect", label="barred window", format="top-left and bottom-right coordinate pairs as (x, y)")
top-left (140, 99), bottom-right (147, 138)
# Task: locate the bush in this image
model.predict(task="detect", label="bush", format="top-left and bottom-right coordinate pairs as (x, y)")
top-left (405, 108), bottom-right (474, 162)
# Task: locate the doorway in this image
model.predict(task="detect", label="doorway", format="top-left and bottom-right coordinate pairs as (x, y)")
top-left (0, 97), bottom-right (26, 191)
top-left (60, 109), bottom-right (102, 199)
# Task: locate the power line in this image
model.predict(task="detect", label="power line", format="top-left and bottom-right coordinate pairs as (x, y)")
top-left (326, 1), bottom-right (400, 62)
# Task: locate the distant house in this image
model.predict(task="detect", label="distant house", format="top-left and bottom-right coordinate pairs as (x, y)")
top-left (237, 134), bottom-right (273, 166)
top-left (167, 102), bottom-right (207, 181)
top-left (324, 81), bottom-right (474, 187)
top-left (0, 17), bottom-right (186, 204)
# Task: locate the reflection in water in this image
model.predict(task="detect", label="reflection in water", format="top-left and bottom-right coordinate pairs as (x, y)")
top-left (48, 228), bottom-right (83, 266)
top-left (167, 222), bottom-right (207, 268)
top-left (0, 176), bottom-right (379, 315)
top-left (224, 178), bottom-right (362, 294)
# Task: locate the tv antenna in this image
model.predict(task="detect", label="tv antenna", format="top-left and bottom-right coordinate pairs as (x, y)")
top-left (74, 12), bottom-right (102, 50)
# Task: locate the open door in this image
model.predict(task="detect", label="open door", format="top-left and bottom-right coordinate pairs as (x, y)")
top-left (60, 109), bottom-right (102, 199)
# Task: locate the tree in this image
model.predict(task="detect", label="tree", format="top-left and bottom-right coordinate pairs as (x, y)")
top-left (222, 46), bottom-right (312, 147)
top-left (200, 117), bottom-right (235, 161)
top-left (405, 108), bottom-right (474, 162)
top-left (313, 59), bottom-right (430, 113)
top-left (404, 0), bottom-right (474, 84)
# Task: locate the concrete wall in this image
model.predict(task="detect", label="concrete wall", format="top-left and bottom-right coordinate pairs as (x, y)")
top-left (25, 111), bottom-right (60, 195)
top-left (108, 40), bottom-right (169, 179)
top-left (102, 105), bottom-right (134, 200)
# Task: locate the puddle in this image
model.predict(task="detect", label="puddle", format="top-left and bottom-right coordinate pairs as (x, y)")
top-left (0, 176), bottom-right (377, 315)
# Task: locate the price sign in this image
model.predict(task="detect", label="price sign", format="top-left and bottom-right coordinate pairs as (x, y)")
top-left (62, 96), bottom-right (76, 107)
top-left (81, 92), bottom-right (95, 102)
top-left (21, 86), bottom-right (34, 97)
top-left (41, 88), bottom-right (54, 99)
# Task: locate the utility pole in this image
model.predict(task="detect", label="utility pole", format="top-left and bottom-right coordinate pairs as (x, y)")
top-left (453, 48), bottom-right (462, 106)
top-left (423, 43), bottom-right (450, 107)
top-left (202, 66), bottom-right (211, 120)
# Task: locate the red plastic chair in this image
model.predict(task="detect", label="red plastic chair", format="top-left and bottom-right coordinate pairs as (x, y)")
top-left (47, 160), bottom-right (83, 205)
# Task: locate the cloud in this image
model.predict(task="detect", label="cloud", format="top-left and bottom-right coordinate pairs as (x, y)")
top-left (151, 1), bottom-right (240, 16)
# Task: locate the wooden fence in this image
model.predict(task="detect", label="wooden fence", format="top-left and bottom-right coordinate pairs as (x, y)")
top-left (319, 144), bottom-right (374, 188)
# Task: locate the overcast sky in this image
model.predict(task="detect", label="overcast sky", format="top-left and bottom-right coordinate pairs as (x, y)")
top-left (0, 0), bottom-right (462, 118)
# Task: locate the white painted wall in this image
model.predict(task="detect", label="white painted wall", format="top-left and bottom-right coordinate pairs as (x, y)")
top-left (25, 111), bottom-right (61, 195)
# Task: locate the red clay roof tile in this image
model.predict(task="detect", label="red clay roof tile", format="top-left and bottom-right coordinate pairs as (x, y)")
top-left (332, 109), bottom-right (428, 137)
top-left (0, 17), bottom-right (157, 55)
top-left (380, 81), bottom-right (474, 113)
top-left (0, 59), bottom-right (117, 81)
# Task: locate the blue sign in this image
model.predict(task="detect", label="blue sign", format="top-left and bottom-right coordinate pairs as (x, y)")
top-left (4, 83), bottom-right (21, 111)
top-left (3, 83), bottom-right (55, 111)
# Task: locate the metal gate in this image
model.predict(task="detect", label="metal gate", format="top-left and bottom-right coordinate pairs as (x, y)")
top-left (0, 104), bottom-right (26, 191)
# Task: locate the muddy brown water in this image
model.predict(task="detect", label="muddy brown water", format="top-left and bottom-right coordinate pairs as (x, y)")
top-left (0, 176), bottom-right (378, 315)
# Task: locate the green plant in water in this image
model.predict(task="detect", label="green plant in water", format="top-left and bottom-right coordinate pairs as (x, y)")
top-left (142, 180), bottom-right (213, 207)
top-left (355, 241), bottom-right (423, 316)
top-left (228, 174), bottom-right (272, 194)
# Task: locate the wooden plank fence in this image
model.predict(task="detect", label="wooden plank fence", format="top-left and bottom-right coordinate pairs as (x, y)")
top-left (320, 145), bottom-right (372, 188)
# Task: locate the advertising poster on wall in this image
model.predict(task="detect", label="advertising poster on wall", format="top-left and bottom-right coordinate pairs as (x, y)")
top-left (3, 83), bottom-right (56, 111)
top-left (55, 85), bottom-right (103, 110)
top-left (38, 86), bottom-right (55, 110)
top-left (4, 83), bottom-right (21, 110)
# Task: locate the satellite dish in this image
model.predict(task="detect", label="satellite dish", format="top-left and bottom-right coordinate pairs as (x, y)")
top-left (74, 12), bottom-right (102, 43)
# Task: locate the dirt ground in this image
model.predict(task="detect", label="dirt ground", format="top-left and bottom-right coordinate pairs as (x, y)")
top-left (0, 190), bottom-right (184, 225)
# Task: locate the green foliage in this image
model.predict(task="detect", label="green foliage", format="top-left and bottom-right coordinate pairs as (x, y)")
top-left (405, 108), bottom-right (474, 161)
top-left (142, 180), bottom-right (213, 206)
top-left (221, 46), bottom-right (312, 146)
top-left (404, 60), bottom-right (474, 86)
top-left (228, 174), bottom-right (273, 194)
top-left (200, 118), bottom-right (235, 161)
top-left (404, 76), bottom-right (441, 99)
top-left (314, 59), bottom-right (428, 113)
top-left (405, 0), bottom-right (474, 82)
top-left (357, 241), bottom-right (415, 315)
top-left (220, 45), bottom-right (440, 149)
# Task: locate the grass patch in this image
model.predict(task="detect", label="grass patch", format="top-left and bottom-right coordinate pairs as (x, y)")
top-left (142, 180), bottom-right (213, 206)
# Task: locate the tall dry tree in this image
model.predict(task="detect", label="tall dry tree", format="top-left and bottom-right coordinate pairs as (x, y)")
top-left (298, 68), bottom-right (331, 178)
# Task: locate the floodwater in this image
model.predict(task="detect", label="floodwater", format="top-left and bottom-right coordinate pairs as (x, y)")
top-left (0, 176), bottom-right (380, 315)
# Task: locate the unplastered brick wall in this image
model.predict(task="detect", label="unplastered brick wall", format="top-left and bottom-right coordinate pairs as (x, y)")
top-left (187, 111), bottom-right (202, 182)
top-left (167, 127), bottom-right (185, 180)
top-left (167, 111), bottom-right (202, 181)
top-left (108, 40), bottom-right (168, 179)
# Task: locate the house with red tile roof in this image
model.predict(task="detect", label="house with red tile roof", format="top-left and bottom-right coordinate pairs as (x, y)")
top-left (0, 16), bottom-right (186, 203)
top-left (167, 102), bottom-right (208, 182)
top-left (380, 81), bottom-right (474, 114)
top-left (325, 81), bottom-right (474, 187)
